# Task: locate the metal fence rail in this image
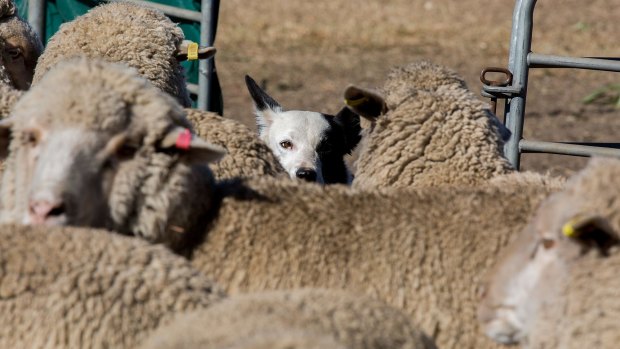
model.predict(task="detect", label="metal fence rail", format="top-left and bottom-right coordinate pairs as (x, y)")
top-left (481, 0), bottom-right (620, 169)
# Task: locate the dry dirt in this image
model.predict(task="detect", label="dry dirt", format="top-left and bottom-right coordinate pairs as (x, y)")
top-left (215, 0), bottom-right (619, 177)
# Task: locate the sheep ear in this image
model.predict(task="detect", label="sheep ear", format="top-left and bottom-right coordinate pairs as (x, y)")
top-left (562, 214), bottom-right (619, 255)
top-left (160, 127), bottom-right (227, 164)
top-left (343, 85), bottom-right (387, 120)
top-left (245, 75), bottom-right (282, 136)
top-left (175, 40), bottom-right (217, 61)
top-left (0, 118), bottom-right (14, 159)
top-left (333, 107), bottom-right (362, 154)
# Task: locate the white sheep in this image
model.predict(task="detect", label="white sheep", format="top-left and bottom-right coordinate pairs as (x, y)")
top-left (345, 61), bottom-right (514, 189)
top-left (0, 57), bottom-right (563, 349)
top-left (139, 289), bottom-right (437, 349)
top-left (0, 223), bottom-right (225, 349)
top-left (32, 1), bottom-right (215, 107)
top-left (478, 157), bottom-right (620, 348)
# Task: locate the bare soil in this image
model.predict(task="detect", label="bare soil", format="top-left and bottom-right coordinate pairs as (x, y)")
top-left (215, 0), bottom-right (620, 177)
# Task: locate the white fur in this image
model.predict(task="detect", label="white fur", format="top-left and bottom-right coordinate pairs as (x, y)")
top-left (257, 109), bottom-right (330, 183)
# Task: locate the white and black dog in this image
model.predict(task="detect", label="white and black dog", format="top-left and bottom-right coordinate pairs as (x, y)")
top-left (245, 75), bottom-right (361, 184)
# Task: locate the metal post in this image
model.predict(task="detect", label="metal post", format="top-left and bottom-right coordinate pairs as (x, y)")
top-left (27, 0), bottom-right (46, 40)
top-left (504, 0), bottom-right (537, 170)
top-left (198, 0), bottom-right (216, 111)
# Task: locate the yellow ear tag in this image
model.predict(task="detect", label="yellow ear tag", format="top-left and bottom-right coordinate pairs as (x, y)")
top-left (344, 96), bottom-right (369, 107)
top-left (562, 221), bottom-right (578, 238)
top-left (187, 42), bottom-right (199, 61)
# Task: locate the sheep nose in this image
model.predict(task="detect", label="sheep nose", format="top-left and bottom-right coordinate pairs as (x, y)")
top-left (295, 168), bottom-right (317, 182)
top-left (28, 200), bottom-right (66, 224)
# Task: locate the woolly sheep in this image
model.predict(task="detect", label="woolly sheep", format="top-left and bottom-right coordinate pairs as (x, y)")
top-left (185, 108), bottom-right (286, 180)
top-left (0, 223), bottom-right (225, 349)
top-left (139, 289), bottom-right (437, 349)
top-left (32, 2), bottom-right (215, 107)
top-left (345, 61), bottom-right (514, 188)
top-left (478, 157), bottom-right (620, 348)
top-left (0, 0), bottom-right (43, 90)
top-left (0, 57), bottom-right (561, 349)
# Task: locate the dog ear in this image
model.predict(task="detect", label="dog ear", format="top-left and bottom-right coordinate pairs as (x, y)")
top-left (343, 85), bottom-right (387, 120)
top-left (245, 75), bottom-right (282, 136)
top-left (333, 107), bottom-right (362, 155)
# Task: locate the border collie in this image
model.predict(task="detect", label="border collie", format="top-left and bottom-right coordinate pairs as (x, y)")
top-left (245, 75), bottom-right (361, 184)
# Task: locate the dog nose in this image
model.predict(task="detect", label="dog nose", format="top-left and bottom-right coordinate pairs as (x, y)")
top-left (295, 168), bottom-right (317, 182)
top-left (29, 199), bottom-right (66, 224)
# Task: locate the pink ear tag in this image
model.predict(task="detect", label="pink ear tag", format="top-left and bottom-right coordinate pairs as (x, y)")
top-left (175, 128), bottom-right (192, 150)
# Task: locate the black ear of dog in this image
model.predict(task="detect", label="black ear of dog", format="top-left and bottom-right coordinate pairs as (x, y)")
top-left (334, 107), bottom-right (362, 155)
top-left (343, 85), bottom-right (387, 120)
top-left (244, 75), bottom-right (281, 112)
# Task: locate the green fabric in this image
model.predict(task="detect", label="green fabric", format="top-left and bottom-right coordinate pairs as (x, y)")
top-left (15, 0), bottom-right (203, 100)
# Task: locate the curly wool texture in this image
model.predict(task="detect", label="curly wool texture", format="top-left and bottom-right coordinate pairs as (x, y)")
top-left (185, 108), bottom-right (286, 180)
top-left (0, 76), bottom-right (21, 118)
top-left (189, 178), bottom-right (561, 349)
top-left (140, 289), bottom-right (436, 349)
top-left (1, 59), bottom-right (214, 253)
top-left (0, 224), bottom-right (225, 349)
top-left (354, 61), bottom-right (513, 189)
top-left (32, 2), bottom-right (192, 106)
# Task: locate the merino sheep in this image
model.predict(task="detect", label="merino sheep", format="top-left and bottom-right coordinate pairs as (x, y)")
top-left (185, 108), bottom-right (286, 180)
top-left (32, 2), bottom-right (215, 107)
top-left (139, 289), bottom-right (437, 349)
top-left (0, 57), bottom-right (562, 349)
top-left (0, 0), bottom-right (43, 90)
top-left (0, 223), bottom-right (225, 349)
top-left (0, 0), bottom-right (43, 117)
top-left (478, 157), bottom-right (620, 348)
top-left (346, 61), bottom-right (514, 188)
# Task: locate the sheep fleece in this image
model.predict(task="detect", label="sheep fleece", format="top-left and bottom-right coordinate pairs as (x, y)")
top-left (185, 108), bottom-right (286, 180)
top-left (141, 289), bottom-right (436, 349)
top-left (191, 178), bottom-right (559, 349)
top-left (0, 224), bottom-right (225, 349)
top-left (354, 61), bottom-right (513, 188)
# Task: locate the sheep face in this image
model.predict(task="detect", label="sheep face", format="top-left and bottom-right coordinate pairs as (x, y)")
top-left (477, 189), bottom-right (618, 346)
top-left (0, 10), bottom-right (44, 90)
top-left (0, 58), bottom-right (225, 252)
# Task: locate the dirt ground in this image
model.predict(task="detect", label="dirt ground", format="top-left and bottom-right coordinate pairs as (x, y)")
top-left (214, 0), bottom-right (619, 177)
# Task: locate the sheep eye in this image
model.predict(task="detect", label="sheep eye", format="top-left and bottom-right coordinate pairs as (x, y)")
top-left (117, 144), bottom-right (138, 159)
top-left (7, 48), bottom-right (21, 60)
top-left (279, 140), bottom-right (293, 150)
top-left (22, 130), bottom-right (39, 146)
top-left (541, 238), bottom-right (556, 250)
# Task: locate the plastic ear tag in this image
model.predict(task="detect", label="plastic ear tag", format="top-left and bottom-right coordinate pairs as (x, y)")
top-left (187, 42), bottom-right (199, 61)
top-left (562, 221), bottom-right (577, 238)
top-left (175, 128), bottom-right (192, 150)
top-left (344, 96), bottom-right (369, 107)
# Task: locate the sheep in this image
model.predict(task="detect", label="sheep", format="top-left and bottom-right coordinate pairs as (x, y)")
top-left (32, 1), bottom-right (215, 107)
top-left (0, 0), bottom-right (43, 118)
top-left (0, 223), bottom-right (226, 349)
top-left (345, 61), bottom-right (514, 189)
top-left (0, 57), bottom-right (563, 349)
top-left (0, 0), bottom-right (43, 90)
top-left (478, 157), bottom-right (620, 348)
top-left (139, 288), bottom-right (437, 349)
top-left (185, 108), bottom-right (286, 180)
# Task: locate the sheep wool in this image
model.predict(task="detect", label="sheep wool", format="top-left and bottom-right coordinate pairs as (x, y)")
top-left (0, 224), bottom-right (225, 349)
top-left (189, 178), bottom-right (560, 349)
top-left (353, 61), bottom-right (514, 189)
top-left (140, 289), bottom-right (437, 349)
top-left (33, 2), bottom-right (193, 107)
top-left (185, 108), bottom-right (286, 180)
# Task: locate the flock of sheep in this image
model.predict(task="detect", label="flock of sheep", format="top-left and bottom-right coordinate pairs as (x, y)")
top-left (1, 1), bottom-right (619, 348)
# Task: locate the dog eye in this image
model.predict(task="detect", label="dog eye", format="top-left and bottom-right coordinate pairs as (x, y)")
top-left (279, 140), bottom-right (293, 150)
